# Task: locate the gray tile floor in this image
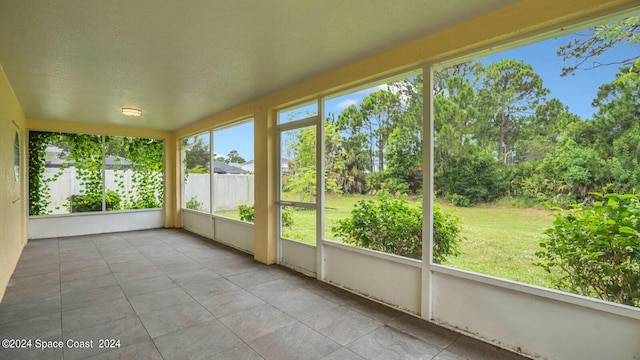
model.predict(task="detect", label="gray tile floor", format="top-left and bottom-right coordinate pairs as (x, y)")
top-left (0, 229), bottom-right (530, 360)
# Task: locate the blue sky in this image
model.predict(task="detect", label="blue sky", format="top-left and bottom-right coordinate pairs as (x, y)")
top-left (481, 32), bottom-right (634, 120)
top-left (211, 22), bottom-right (636, 163)
top-left (211, 120), bottom-right (253, 162)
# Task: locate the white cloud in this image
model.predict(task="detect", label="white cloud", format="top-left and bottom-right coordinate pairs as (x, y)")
top-left (358, 84), bottom-right (389, 96)
top-left (336, 99), bottom-right (359, 111)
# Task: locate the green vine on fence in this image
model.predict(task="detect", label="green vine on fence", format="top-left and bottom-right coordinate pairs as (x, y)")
top-left (107, 136), bottom-right (164, 209)
top-left (60, 133), bottom-right (105, 212)
top-left (28, 131), bottom-right (164, 215)
top-left (28, 131), bottom-right (57, 215)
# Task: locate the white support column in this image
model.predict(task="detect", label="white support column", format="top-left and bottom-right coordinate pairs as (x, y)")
top-left (101, 135), bottom-right (107, 212)
top-left (421, 64), bottom-right (434, 319)
top-left (275, 114), bottom-right (283, 264)
top-left (316, 95), bottom-right (326, 281)
top-left (214, 129), bottom-right (216, 236)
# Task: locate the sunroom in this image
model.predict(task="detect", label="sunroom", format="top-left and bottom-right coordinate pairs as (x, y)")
top-left (1, 1), bottom-right (638, 359)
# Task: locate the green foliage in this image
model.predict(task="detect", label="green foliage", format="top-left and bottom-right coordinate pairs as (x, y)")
top-left (504, 161), bottom-right (552, 201)
top-left (225, 150), bottom-right (245, 164)
top-left (384, 125), bottom-right (422, 194)
top-left (538, 138), bottom-right (606, 203)
top-left (281, 207), bottom-right (294, 227)
top-left (57, 133), bottom-right (105, 213)
top-left (188, 165), bottom-right (209, 174)
top-left (437, 145), bottom-right (503, 205)
top-left (433, 70), bottom-right (481, 157)
top-left (238, 204), bottom-right (293, 226)
top-left (28, 132), bottom-right (164, 215)
top-left (615, 59), bottom-right (640, 85)
top-left (558, 16), bottom-right (639, 79)
top-left (107, 136), bottom-right (164, 210)
top-left (184, 136), bottom-right (210, 170)
top-left (331, 108), bottom-right (369, 194)
top-left (479, 59), bottom-right (549, 161)
top-left (449, 194), bottom-right (471, 207)
top-left (432, 202), bottom-right (464, 264)
top-left (28, 131), bottom-right (56, 215)
top-left (283, 121), bottom-right (344, 200)
top-left (536, 192), bottom-right (640, 307)
top-left (365, 171), bottom-right (385, 193)
top-left (238, 204), bottom-right (254, 222)
top-left (332, 192), bottom-right (462, 262)
top-left (610, 124), bottom-right (640, 191)
top-left (67, 190), bottom-right (121, 212)
top-left (284, 127), bottom-right (316, 202)
top-left (360, 89), bottom-right (401, 172)
top-left (186, 197), bottom-right (203, 211)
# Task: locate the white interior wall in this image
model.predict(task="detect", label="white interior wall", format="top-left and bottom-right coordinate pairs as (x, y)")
top-left (29, 209), bottom-right (164, 239)
top-left (182, 209), bottom-right (214, 239)
top-left (279, 238), bottom-right (316, 276)
top-left (431, 269), bottom-right (640, 360)
top-left (323, 241), bottom-right (422, 314)
top-left (213, 216), bottom-right (254, 253)
top-left (182, 210), bottom-right (254, 254)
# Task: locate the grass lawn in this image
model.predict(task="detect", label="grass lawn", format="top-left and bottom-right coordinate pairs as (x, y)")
top-left (439, 203), bottom-right (555, 288)
top-left (215, 194), bottom-right (556, 288)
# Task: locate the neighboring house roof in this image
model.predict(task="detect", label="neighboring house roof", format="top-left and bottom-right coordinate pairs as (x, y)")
top-left (240, 161), bottom-right (254, 172)
top-left (45, 155), bottom-right (133, 169)
top-left (213, 161), bottom-right (246, 174)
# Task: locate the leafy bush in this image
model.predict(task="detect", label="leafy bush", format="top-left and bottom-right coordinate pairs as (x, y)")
top-left (436, 145), bottom-right (504, 205)
top-left (332, 192), bottom-right (463, 262)
top-left (238, 204), bottom-right (254, 223)
top-left (365, 171), bottom-right (386, 193)
top-left (385, 178), bottom-right (411, 195)
top-left (239, 204), bottom-right (293, 226)
top-left (432, 201), bottom-right (464, 263)
top-left (67, 190), bottom-right (121, 213)
top-left (188, 165), bottom-right (210, 174)
top-left (449, 194), bottom-right (471, 207)
top-left (281, 207), bottom-right (294, 227)
top-left (186, 197), bottom-right (203, 211)
top-left (535, 192), bottom-right (640, 307)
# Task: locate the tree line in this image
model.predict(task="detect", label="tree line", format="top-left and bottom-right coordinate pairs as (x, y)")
top-left (284, 55), bottom-right (638, 207)
top-left (183, 137), bottom-right (246, 174)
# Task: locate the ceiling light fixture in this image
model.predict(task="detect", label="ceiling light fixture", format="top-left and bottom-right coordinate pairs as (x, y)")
top-left (121, 107), bottom-right (142, 116)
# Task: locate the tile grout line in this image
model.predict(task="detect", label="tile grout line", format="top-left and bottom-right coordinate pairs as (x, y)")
top-left (147, 230), bottom-right (263, 358)
top-left (93, 233), bottom-right (167, 360)
top-left (57, 238), bottom-right (65, 360)
top-left (120, 233), bottom-right (170, 360)
top-left (425, 333), bottom-right (462, 360)
top-left (163, 230), bottom-right (315, 359)
top-left (164, 231), bottom-right (376, 358)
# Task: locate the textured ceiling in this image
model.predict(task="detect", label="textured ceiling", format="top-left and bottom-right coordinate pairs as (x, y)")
top-left (0, 0), bottom-right (519, 131)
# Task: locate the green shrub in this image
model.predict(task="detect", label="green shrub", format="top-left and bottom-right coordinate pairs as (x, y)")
top-left (433, 201), bottom-right (464, 264)
top-left (365, 171), bottom-right (386, 193)
top-left (238, 204), bottom-right (255, 223)
top-left (188, 165), bottom-right (210, 174)
top-left (436, 145), bottom-right (504, 205)
top-left (281, 207), bottom-right (294, 227)
top-left (332, 192), bottom-right (463, 262)
top-left (239, 204), bottom-right (293, 226)
top-left (449, 194), bottom-right (471, 207)
top-left (67, 190), bottom-right (121, 212)
top-left (535, 192), bottom-right (640, 307)
top-left (186, 197), bottom-right (203, 211)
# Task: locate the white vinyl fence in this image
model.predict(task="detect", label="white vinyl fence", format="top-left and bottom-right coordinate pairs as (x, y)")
top-left (43, 170), bottom-right (254, 215)
top-left (183, 173), bottom-right (254, 212)
top-left (43, 168), bottom-right (162, 214)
